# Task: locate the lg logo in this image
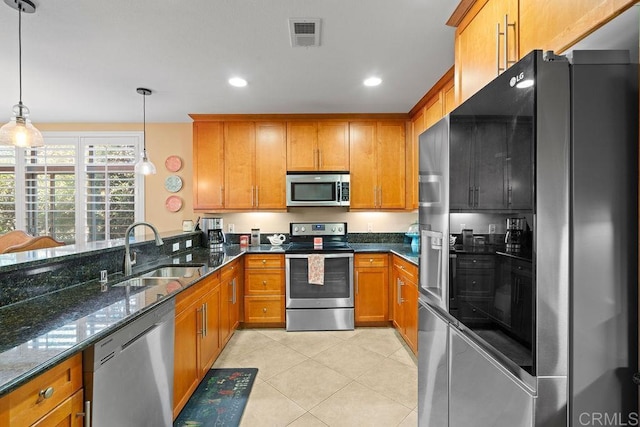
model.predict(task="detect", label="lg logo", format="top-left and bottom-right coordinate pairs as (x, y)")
top-left (509, 72), bottom-right (525, 87)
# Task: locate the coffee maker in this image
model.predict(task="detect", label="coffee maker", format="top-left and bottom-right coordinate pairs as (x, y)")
top-left (505, 217), bottom-right (526, 253)
top-left (201, 217), bottom-right (225, 250)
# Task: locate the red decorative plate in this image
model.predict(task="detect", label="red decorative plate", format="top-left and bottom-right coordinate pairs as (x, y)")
top-left (165, 155), bottom-right (183, 172)
top-left (165, 195), bottom-right (183, 212)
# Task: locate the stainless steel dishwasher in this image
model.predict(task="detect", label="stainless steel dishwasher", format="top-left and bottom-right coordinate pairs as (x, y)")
top-left (84, 300), bottom-right (175, 427)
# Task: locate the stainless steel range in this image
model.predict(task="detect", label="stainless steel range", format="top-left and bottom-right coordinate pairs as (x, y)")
top-left (285, 222), bottom-right (354, 331)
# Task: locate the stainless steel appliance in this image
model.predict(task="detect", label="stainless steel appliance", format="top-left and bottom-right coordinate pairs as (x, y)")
top-left (286, 173), bottom-right (350, 207)
top-left (201, 217), bottom-right (225, 250)
top-left (285, 222), bottom-right (354, 331)
top-left (84, 300), bottom-right (175, 426)
top-left (505, 217), bottom-right (527, 253)
top-left (418, 50), bottom-right (638, 426)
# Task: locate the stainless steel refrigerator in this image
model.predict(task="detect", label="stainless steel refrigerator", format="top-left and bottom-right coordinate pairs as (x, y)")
top-left (418, 50), bottom-right (638, 427)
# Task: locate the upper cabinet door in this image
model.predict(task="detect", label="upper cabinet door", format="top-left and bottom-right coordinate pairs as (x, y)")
top-left (224, 122), bottom-right (256, 209)
top-left (519, 0), bottom-right (636, 55)
top-left (193, 122), bottom-right (224, 210)
top-left (286, 122), bottom-right (318, 171)
top-left (455, 0), bottom-right (519, 104)
top-left (317, 122), bottom-right (349, 171)
top-left (377, 121), bottom-right (406, 209)
top-left (349, 122), bottom-right (377, 209)
top-left (255, 122), bottom-right (287, 209)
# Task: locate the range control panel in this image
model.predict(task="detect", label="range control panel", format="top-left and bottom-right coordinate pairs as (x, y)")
top-left (289, 222), bottom-right (347, 237)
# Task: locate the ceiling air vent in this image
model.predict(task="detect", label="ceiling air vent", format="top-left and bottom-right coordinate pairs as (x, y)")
top-left (289, 18), bottom-right (321, 47)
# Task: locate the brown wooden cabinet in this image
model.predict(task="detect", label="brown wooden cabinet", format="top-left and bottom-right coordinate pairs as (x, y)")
top-left (519, 0), bottom-right (636, 55)
top-left (243, 254), bottom-right (285, 325)
top-left (454, 0), bottom-right (519, 104)
top-left (220, 259), bottom-right (242, 346)
top-left (391, 255), bottom-right (418, 354)
top-left (193, 120), bottom-right (286, 211)
top-left (287, 121), bottom-right (349, 171)
top-left (173, 271), bottom-right (221, 418)
top-left (0, 353), bottom-right (84, 426)
top-left (354, 254), bottom-right (389, 324)
top-left (193, 122), bottom-right (224, 210)
top-left (224, 122), bottom-right (287, 210)
top-left (349, 121), bottom-right (406, 209)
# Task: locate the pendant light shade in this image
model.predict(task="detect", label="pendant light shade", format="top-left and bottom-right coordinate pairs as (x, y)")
top-left (0, 0), bottom-right (43, 148)
top-left (134, 88), bottom-right (156, 175)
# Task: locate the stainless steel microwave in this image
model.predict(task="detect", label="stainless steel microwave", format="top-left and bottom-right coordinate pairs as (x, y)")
top-left (286, 173), bottom-right (350, 207)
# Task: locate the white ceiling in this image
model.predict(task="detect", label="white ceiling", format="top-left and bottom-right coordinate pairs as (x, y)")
top-left (0, 0), bottom-right (458, 123)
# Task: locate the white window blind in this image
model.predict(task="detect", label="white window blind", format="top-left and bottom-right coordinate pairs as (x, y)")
top-left (0, 132), bottom-right (144, 244)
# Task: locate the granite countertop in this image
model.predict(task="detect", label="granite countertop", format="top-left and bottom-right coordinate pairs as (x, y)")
top-left (0, 241), bottom-right (414, 396)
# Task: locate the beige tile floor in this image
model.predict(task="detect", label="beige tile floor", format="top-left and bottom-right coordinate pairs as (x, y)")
top-left (212, 327), bottom-right (418, 427)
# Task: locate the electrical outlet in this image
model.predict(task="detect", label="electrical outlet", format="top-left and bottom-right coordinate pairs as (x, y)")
top-left (489, 224), bottom-right (497, 234)
top-left (173, 258), bottom-right (180, 264)
top-left (185, 239), bottom-right (192, 248)
top-left (186, 254), bottom-right (192, 262)
top-left (228, 223), bottom-right (235, 233)
top-left (367, 223), bottom-right (374, 232)
top-left (172, 242), bottom-right (179, 252)
top-left (100, 270), bottom-right (108, 283)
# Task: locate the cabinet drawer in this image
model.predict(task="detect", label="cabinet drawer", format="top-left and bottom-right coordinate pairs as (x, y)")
top-left (9, 353), bottom-right (82, 426)
top-left (244, 296), bottom-right (284, 323)
top-left (354, 254), bottom-right (388, 268)
top-left (457, 255), bottom-right (495, 269)
top-left (221, 259), bottom-right (240, 280)
top-left (392, 255), bottom-right (418, 281)
top-left (457, 269), bottom-right (495, 296)
top-left (245, 270), bottom-right (284, 294)
top-left (32, 389), bottom-right (84, 427)
top-left (245, 254), bottom-right (284, 269)
top-left (176, 271), bottom-right (220, 314)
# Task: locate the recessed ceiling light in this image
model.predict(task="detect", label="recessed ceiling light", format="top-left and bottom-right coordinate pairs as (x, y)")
top-left (229, 77), bottom-right (247, 87)
top-left (363, 77), bottom-right (382, 87)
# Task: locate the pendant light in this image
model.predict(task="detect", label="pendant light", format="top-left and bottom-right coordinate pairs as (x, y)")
top-left (0, 0), bottom-right (43, 148)
top-left (134, 88), bottom-right (156, 175)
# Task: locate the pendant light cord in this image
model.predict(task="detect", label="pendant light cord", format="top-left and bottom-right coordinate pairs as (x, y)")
top-left (18, 5), bottom-right (23, 105)
top-left (142, 92), bottom-right (146, 151)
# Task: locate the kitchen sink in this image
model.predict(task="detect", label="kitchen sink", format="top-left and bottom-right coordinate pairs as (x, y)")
top-left (141, 265), bottom-right (203, 279)
top-left (113, 264), bottom-right (205, 287)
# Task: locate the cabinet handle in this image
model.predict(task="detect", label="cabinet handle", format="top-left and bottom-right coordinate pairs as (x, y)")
top-left (504, 14), bottom-right (516, 68)
top-left (474, 187), bottom-right (479, 207)
top-left (397, 278), bottom-right (405, 304)
top-left (262, 280), bottom-right (267, 286)
top-left (197, 306), bottom-right (204, 335)
top-left (373, 187), bottom-right (378, 207)
top-left (255, 186), bottom-right (259, 207)
top-left (468, 187), bottom-right (474, 206)
top-left (508, 186), bottom-right (513, 206)
top-left (220, 187), bottom-right (224, 206)
top-left (263, 307), bottom-right (267, 313)
top-left (355, 271), bottom-right (359, 295)
top-left (38, 386), bottom-right (54, 401)
top-left (496, 22), bottom-right (503, 75)
top-left (262, 259), bottom-right (266, 264)
top-left (318, 149), bottom-right (322, 169)
top-left (232, 278), bottom-right (237, 304)
top-left (203, 303), bottom-right (208, 337)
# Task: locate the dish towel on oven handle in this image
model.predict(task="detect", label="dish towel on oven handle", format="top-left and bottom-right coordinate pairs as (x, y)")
top-left (308, 253), bottom-right (325, 285)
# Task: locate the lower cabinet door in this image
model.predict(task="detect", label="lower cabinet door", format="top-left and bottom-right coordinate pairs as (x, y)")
top-left (449, 327), bottom-right (534, 427)
top-left (173, 306), bottom-right (199, 418)
top-left (32, 389), bottom-right (84, 427)
top-left (199, 286), bottom-right (221, 377)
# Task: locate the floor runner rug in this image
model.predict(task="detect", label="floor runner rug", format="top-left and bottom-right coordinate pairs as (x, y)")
top-left (174, 368), bottom-right (258, 427)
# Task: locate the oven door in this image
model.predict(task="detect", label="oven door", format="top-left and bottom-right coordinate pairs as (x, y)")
top-left (285, 253), bottom-right (354, 308)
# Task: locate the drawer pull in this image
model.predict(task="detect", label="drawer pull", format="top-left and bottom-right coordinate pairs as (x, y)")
top-left (38, 386), bottom-right (54, 401)
top-left (263, 307), bottom-right (267, 313)
top-left (262, 259), bottom-right (266, 264)
top-left (369, 258), bottom-right (373, 263)
top-left (262, 280), bottom-right (267, 285)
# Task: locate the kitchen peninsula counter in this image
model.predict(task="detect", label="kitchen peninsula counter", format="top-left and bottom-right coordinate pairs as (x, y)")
top-left (0, 240), bottom-right (413, 396)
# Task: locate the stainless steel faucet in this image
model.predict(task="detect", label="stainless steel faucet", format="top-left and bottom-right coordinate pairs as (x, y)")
top-left (123, 222), bottom-right (164, 276)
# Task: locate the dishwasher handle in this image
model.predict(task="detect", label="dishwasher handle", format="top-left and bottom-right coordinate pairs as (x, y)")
top-left (121, 322), bottom-right (161, 351)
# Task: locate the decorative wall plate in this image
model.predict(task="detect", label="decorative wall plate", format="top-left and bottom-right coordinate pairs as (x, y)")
top-left (165, 195), bottom-right (183, 212)
top-left (165, 155), bottom-right (183, 172)
top-left (165, 175), bottom-right (183, 193)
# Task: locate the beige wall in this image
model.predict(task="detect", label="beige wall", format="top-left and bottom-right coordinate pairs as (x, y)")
top-left (37, 122), bottom-right (417, 236)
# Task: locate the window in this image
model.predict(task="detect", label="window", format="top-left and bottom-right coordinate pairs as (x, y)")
top-left (0, 132), bottom-right (145, 244)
